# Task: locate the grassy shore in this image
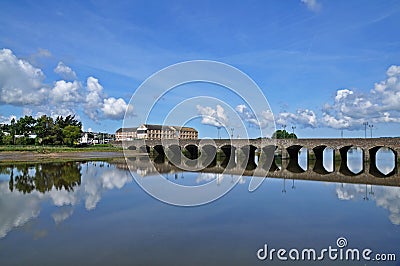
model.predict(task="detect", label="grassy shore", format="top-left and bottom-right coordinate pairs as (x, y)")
top-left (0, 144), bottom-right (124, 163)
top-left (0, 157), bottom-right (122, 166)
top-left (0, 144), bottom-right (122, 153)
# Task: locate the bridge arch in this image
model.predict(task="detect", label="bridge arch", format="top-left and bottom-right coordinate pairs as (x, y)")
top-left (184, 144), bottom-right (199, 160)
top-left (220, 145), bottom-right (237, 169)
top-left (286, 145), bottom-right (306, 173)
top-left (239, 145), bottom-right (258, 170)
top-left (139, 145), bottom-right (150, 153)
top-left (153, 145), bottom-right (166, 163)
top-left (128, 145), bottom-right (137, 151)
top-left (339, 146), bottom-right (364, 176)
top-left (165, 144), bottom-right (182, 165)
top-left (312, 145), bottom-right (335, 174)
top-left (369, 146), bottom-right (398, 177)
top-left (153, 144), bottom-right (165, 155)
top-left (259, 145), bottom-right (278, 171)
top-left (200, 144), bottom-right (217, 168)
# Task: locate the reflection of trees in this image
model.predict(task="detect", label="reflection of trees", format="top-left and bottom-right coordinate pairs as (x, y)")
top-left (2, 163), bottom-right (81, 194)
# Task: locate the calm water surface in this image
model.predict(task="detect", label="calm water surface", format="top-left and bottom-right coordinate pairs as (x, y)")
top-left (0, 156), bottom-right (399, 265)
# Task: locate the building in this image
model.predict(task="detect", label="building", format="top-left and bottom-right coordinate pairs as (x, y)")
top-left (116, 124), bottom-right (198, 141)
top-left (80, 131), bottom-right (116, 144)
top-left (115, 127), bottom-right (137, 141)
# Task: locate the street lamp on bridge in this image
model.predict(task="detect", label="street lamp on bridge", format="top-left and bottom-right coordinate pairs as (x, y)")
top-left (291, 126), bottom-right (296, 138)
top-left (363, 122), bottom-right (369, 138)
top-left (369, 124), bottom-right (374, 138)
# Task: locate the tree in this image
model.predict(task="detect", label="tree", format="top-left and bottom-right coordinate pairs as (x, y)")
top-left (35, 115), bottom-right (55, 145)
top-left (1, 114), bottom-right (83, 146)
top-left (272, 129), bottom-right (297, 139)
top-left (2, 134), bottom-right (13, 145)
top-left (55, 115), bottom-right (82, 145)
top-left (62, 125), bottom-right (81, 146)
top-left (16, 115), bottom-right (36, 137)
top-left (10, 118), bottom-right (16, 145)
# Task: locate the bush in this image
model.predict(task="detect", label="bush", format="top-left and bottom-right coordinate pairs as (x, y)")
top-left (2, 135), bottom-right (13, 145)
top-left (15, 137), bottom-right (35, 145)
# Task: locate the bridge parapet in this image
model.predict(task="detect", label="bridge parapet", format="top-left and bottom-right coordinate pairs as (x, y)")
top-left (117, 137), bottom-right (400, 151)
top-left (115, 138), bottom-right (400, 177)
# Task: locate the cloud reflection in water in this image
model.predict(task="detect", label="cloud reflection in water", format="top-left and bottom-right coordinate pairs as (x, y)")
top-left (0, 162), bottom-right (132, 238)
top-left (336, 184), bottom-right (400, 225)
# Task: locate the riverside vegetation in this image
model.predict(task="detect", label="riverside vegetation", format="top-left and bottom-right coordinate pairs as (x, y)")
top-left (0, 114), bottom-right (121, 153)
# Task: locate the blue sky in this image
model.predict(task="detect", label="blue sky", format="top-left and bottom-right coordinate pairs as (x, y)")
top-left (1, 0), bottom-right (400, 138)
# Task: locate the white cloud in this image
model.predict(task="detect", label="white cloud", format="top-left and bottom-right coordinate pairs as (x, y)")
top-left (54, 61), bottom-right (77, 80)
top-left (276, 109), bottom-right (317, 128)
top-left (0, 49), bottom-right (132, 123)
top-left (84, 77), bottom-right (104, 120)
top-left (46, 189), bottom-right (79, 206)
top-left (386, 65), bottom-right (400, 77)
top-left (336, 184), bottom-right (400, 225)
top-left (196, 173), bottom-right (217, 184)
top-left (335, 89), bottom-right (353, 102)
top-left (322, 65), bottom-right (400, 130)
top-left (50, 80), bottom-right (82, 103)
top-left (51, 207), bottom-right (74, 225)
top-left (37, 48), bottom-right (52, 58)
top-left (0, 48), bottom-right (48, 105)
top-left (196, 104), bottom-right (229, 127)
top-left (371, 65), bottom-right (400, 111)
top-left (0, 114), bottom-right (17, 124)
top-left (235, 104), bottom-right (275, 128)
top-left (0, 163), bottom-right (133, 238)
top-left (101, 168), bottom-right (132, 189)
top-left (28, 48), bottom-right (52, 65)
top-left (301, 0), bottom-right (321, 12)
top-left (102, 97), bottom-right (131, 120)
top-left (0, 182), bottom-right (41, 238)
top-left (322, 113), bottom-right (351, 129)
top-left (83, 77), bottom-right (131, 121)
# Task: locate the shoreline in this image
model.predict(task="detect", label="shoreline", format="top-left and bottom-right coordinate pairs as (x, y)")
top-left (0, 151), bottom-right (125, 164)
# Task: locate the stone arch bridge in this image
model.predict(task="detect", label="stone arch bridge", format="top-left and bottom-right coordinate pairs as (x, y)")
top-left (118, 138), bottom-right (400, 178)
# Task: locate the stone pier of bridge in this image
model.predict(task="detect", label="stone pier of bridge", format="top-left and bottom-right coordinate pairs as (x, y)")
top-left (116, 137), bottom-right (400, 178)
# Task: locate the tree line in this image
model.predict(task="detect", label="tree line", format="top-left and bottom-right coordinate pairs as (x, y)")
top-left (0, 115), bottom-right (82, 146)
top-left (271, 129), bottom-right (297, 139)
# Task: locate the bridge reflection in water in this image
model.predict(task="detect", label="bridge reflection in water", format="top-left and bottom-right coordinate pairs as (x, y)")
top-left (118, 153), bottom-right (400, 188)
top-left (120, 138), bottom-right (400, 183)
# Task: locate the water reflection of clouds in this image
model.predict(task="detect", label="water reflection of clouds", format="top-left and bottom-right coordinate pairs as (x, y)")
top-left (336, 184), bottom-right (400, 225)
top-left (0, 182), bottom-right (41, 238)
top-left (195, 173), bottom-right (247, 185)
top-left (195, 173), bottom-right (217, 184)
top-left (51, 206), bottom-right (74, 225)
top-left (0, 163), bottom-right (132, 238)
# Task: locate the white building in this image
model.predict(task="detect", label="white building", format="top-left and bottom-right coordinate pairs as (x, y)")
top-left (116, 124), bottom-right (198, 141)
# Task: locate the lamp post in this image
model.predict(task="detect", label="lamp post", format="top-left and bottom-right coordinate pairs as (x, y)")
top-left (230, 128), bottom-right (234, 139)
top-left (363, 183), bottom-right (369, 201)
top-left (369, 185), bottom-right (374, 196)
top-left (291, 126), bottom-right (296, 138)
top-left (363, 122), bottom-right (369, 138)
top-left (282, 178), bottom-right (287, 194)
top-left (369, 124), bottom-right (374, 138)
